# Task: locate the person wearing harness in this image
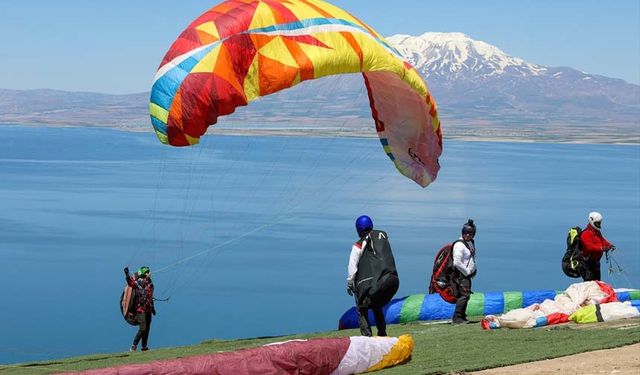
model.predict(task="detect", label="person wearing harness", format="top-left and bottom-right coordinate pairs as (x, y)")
top-left (451, 219), bottom-right (477, 325)
top-left (124, 266), bottom-right (156, 352)
top-left (346, 215), bottom-right (400, 337)
top-left (579, 212), bottom-right (615, 281)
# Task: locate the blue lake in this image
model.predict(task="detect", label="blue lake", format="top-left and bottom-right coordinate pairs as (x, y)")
top-left (0, 124), bottom-right (638, 364)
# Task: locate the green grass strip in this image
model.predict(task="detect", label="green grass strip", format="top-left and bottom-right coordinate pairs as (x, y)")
top-left (2, 321), bottom-right (637, 374)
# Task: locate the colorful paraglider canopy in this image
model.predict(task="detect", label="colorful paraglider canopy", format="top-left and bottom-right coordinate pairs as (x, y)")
top-left (339, 286), bottom-right (640, 330)
top-left (72, 335), bottom-right (414, 375)
top-left (150, 0), bottom-right (442, 187)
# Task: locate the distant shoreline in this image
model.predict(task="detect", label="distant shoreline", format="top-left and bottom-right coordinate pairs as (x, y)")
top-left (1, 122), bottom-right (638, 146)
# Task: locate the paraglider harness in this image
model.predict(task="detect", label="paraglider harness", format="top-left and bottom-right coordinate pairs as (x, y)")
top-left (562, 226), bottom-right (584, 278)
top-left (120, 285), bottom-right (139, 326)
top-left (428, 239), bottom-right (474, 303)
top-left (353, 230), bottom-right (399, 309)
top-left (120, 277), bottom-right (169, 326)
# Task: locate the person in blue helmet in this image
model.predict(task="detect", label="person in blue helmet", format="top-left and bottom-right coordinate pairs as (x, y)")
top-left (346, 215), bottom-right (399, 336)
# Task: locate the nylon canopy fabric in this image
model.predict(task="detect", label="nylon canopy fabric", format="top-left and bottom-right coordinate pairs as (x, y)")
top-left (481, 281), bottom-right (626, 330)
top-left (338, 286), bottom-right (640, 330)
top-left (150, 0), bottom-right (442, 187)
top-left (63, 335), bottom-right (414, 375)
top-left (569, 301), bottom-right (640, 324)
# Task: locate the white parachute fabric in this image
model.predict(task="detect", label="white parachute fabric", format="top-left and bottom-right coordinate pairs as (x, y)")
top-left (482, 281), bottom-right (618, 329)
top-left (332, 335), bottom-right (414, 375)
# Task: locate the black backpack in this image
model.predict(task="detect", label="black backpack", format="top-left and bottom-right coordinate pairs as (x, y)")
top-left (120, 285), bottom-right (139, 326)
top-left (354, 230), bottom-right (399, 308)
top-left (561, 226), bottom-right (583, 278)
top-left (428, 240), bottom-right (463, 303)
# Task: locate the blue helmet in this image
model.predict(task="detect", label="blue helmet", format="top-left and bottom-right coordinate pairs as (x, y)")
top-left (355, 215), bottom-right (373, 237)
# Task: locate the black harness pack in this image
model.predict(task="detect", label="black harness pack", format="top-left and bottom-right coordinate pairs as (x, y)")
top-left (354, 230), bottom-right (399, 308)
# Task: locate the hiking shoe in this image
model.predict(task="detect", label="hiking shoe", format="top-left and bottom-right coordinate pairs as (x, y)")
top-left (130, 345), bottom-right (137, 352)
top-left (141, 347), bottom-right (149, 352)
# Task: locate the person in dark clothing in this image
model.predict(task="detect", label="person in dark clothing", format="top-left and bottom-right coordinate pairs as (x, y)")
top-left (124, 266), bottom-right (155, 352)
top-left (579, 212), bottom-right (615, 281)
top-left (451, 219), bottom-right (477, 325)
top-left (346, 215), bottom-right (399, 336)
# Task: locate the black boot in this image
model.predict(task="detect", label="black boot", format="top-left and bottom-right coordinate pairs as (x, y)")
top-left (358, 307), bottom-right (373, 336)
top-left (452, 295), bottom-right (469, 324)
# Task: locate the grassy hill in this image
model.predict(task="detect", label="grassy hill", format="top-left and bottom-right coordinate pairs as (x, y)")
top-left (1, 319), bottom-right (638, 374)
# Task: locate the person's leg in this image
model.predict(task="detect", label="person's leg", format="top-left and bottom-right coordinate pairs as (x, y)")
top-left (133, 313), bottom-right (148, 347)
top-left (372, 307), bottom-right (387, 336)
top-left (452, 277), bottom-right (472, 324)
top-left (593, 260), bottom-right (601, 281)
top-left (453, 296), bottom-right (469, 323)
top-left (141, 313), bottom-right (152, 349)
top-left (581, 260), bottom-right (599, 281)
top-left (357, 306), bottom-right (373, 336)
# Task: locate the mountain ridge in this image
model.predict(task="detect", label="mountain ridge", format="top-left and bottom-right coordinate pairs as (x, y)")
top-left (1, 32), bottom-right (638, 143)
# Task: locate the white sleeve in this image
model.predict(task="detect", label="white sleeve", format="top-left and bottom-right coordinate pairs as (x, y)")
top-left (347, 242), bottom-right (365, 282)
top-left (452, 241), bottom-right (472, 276)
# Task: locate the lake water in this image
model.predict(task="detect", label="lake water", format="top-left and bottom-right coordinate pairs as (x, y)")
top-left (1, 124), bottom-right (638, 364)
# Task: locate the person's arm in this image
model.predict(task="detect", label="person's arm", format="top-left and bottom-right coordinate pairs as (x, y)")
top-left (149, 283), bottom-right (156, 315)
top-left (452, 242), bottom-right (473, 277)
top-left (347, 242), bottom-right (364, 283)
top-left (601, 235), bottom-right (614, 251)
top-left (124, 267), bottom-right (135, 287)
top-left (346, 241), bottom-right (367, 296)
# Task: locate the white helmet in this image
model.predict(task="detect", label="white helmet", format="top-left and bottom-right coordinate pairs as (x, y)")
top-left (588, 211), bottom-right (603, 230)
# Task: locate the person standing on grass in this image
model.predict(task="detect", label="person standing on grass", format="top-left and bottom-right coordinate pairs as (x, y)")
top-left (347, 215), bottom-right (399, 336)
top-left (579, 212), bottom-right (615, 281)
top-left (451, 219), bottom-right (477, 325)
top-left (124, 266), bottom-right (155, 352)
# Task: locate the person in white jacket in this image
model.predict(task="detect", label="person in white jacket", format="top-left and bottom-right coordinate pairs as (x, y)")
top-left (346, 215), bottom-right (399, 336)
top-left (451, 219), bottom-right (477, 324)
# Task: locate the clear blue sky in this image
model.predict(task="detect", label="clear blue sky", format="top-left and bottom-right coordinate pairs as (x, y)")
top-left (1, 0), bottom-right (638, 93)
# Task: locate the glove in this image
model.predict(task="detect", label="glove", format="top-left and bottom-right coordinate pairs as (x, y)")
top-left (152, 307), bottom-right (157, 316)
top-left (609, 245), bottom-right (616, 252)
top-left (124, 267), bottom-right (130, 276)
top-left (347, 280), bottom-right (354, 296)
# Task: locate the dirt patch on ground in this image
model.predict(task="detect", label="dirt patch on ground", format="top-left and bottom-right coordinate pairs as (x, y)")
top-left (468, 343), bottom-right (640, 375)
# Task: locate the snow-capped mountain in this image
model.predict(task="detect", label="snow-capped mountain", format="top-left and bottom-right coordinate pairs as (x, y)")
top-left (386, 32), bottom-right (639, 137)
top-left (388, 32), bottom-right (547, 80)
top-left (1, 33), bottom-right (638, 142)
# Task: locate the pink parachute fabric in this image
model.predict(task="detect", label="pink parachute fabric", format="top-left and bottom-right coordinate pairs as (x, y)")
top-left (150, 0), bottom-right (442, 187)
top-left (63, 335), bottom-right (414, 375)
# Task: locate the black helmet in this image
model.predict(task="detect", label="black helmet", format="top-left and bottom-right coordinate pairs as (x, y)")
top-left (462, 219), bottom-right (476, 236)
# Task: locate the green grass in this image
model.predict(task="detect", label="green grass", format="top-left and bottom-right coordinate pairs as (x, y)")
top-left (1, 319), bottom-right (638, 374)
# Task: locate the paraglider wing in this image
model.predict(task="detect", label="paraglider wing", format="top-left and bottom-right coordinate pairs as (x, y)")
top-left (150, 0), bottom-right (442, 187)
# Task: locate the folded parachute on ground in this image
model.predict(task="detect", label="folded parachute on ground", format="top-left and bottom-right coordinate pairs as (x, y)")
top-left (480, 281), bottom-right (633, 330)
top-left (64, 335), bottom-right (414, 375)
top-left (569, 301), bottom-right (640, 324)
top-left (150, 0), bottom-right (442, 187)
top-left (338, 284), bottom-right (639, 330)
